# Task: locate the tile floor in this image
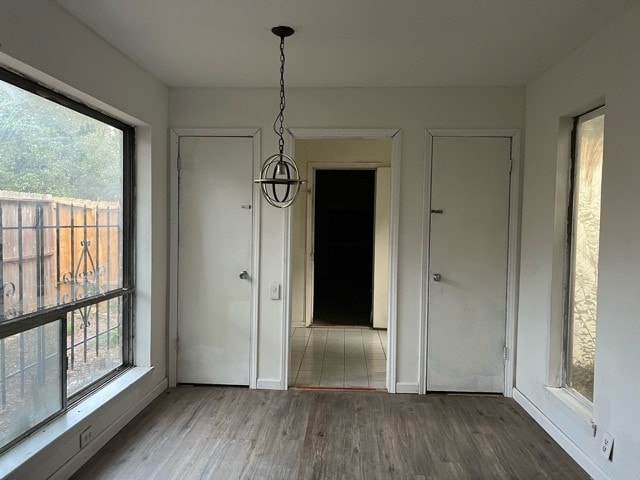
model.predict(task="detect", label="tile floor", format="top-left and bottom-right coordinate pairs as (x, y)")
top-left (290, 327), bottom-right (388, 389)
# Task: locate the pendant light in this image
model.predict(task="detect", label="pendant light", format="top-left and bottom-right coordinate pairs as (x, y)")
top-left (254, 26), bottom-right (305, 208)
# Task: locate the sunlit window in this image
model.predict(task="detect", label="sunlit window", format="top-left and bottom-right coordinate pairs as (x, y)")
top-left (0, 68), bottom-right (134, 452)
top-left (565, 107), bottom-right (604, 403)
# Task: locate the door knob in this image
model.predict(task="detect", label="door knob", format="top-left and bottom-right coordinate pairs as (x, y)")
top-left (239, 271), bottom-right (249, 280)
top-left (432, 273), bottom-right (442, 282)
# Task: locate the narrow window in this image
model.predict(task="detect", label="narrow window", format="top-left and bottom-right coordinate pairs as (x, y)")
top-left (0, 68), bottom-right (134, 452)
top-left (565, 106), bottom-right (604, 402)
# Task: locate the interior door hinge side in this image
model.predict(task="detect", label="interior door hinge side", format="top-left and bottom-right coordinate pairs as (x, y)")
top-left (503, 345), bottom-right (508, 360)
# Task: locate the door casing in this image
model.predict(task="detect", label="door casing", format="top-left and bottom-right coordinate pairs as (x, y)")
top-left (168, 128), bottom-right (261, 388)
top-left (285, 128), bottom-right (402, 393)
top-left (421, 129), bottom-right (521, 396)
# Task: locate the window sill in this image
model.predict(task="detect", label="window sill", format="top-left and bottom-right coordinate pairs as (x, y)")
top-left (0, 366), bottom-right (155, 478)
top-left (544, 386), bottom-right (595, 429)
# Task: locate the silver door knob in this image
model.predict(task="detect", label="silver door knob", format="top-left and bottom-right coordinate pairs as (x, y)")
top-left (432, 273), bottom-right (442, 282)
top-left (239, 271), bottom-right (249, 280)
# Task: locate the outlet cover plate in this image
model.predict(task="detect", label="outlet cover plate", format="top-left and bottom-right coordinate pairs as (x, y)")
top-left (80, 426), bottom-right (94, 449)
top-left (600, 431), bottom-right (614, 460)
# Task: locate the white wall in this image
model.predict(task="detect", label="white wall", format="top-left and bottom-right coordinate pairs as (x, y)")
top-left (291, 138), bottom-right (392, 328)
top-left (516, 3), bottom-right (640, 479)
top-left (170, 86), bottom-right (525, 388)
top-left (0, 1), bottom-right (169, 477)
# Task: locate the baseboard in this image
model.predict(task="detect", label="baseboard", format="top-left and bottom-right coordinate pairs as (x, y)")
top-left (513, 388), bottom-right (611, 480)
top-left (50, 377), bottom-right (168, 480)
top-left (395, 382), bottom-right (419, 394)
top-left (256, 379), bottom-right (284, 390)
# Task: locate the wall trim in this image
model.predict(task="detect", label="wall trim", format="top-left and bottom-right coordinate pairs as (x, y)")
top-left (513, 388), bottom-right (611, 480)
top-left (168, 128), bottom-right (261, 389)
top-left (286, 128), bottom-right (402, 393)
top-left (256, 379), bottom-right (284, 390)
top-left (395, 382), bottom-right (419, 394)
top-left (50, 376), bottom-right (168, 480)
top-left (421, 129), bottom-right (521, 396)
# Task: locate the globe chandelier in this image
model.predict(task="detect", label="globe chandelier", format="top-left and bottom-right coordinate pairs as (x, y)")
top-left (254, 26), bottom-right (306, 208)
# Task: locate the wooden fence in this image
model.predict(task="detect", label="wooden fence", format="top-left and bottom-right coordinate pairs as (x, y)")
top-left (0, 191), bottom-right (121, 321)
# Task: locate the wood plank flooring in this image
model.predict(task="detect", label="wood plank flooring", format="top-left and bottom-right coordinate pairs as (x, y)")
top-left (71, 387), bottom-right (590, 480)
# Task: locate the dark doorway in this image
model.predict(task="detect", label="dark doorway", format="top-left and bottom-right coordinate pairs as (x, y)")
top-left (313, 169), bottom-right (375, 326)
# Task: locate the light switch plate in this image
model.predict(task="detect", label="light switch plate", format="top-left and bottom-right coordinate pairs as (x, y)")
top-left (270, 282), bottom-right (281, 300)
top-left (600, 431), bottom-right (614, 460)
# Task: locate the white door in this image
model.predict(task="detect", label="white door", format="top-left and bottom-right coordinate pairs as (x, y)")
top-left (177, 136), bottom-right (253, 385)
top-left (427, 136), bottom-right (511, 393)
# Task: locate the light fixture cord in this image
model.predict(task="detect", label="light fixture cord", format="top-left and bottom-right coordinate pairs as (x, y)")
top-left (273, 34), bottom-right (286, 157)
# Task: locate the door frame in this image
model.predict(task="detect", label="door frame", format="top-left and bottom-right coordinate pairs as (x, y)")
top-left (284, 128), bottom-right (402, 393)
top-left (304, 162), bottom-right (386, 328)
top-left (421, 129), bottom-right (521, 396)
top-left (168, 128), bottom-right (261, 388)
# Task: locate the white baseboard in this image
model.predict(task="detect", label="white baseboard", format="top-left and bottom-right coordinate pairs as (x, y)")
top-left (50, 377), bottom-right (168, 480)
top-left (395, 382), bottom-right (419, 394)
top-left (513, 388), bottom-right (611, 480)
top-left (256, 379), bottom-right (284, 390)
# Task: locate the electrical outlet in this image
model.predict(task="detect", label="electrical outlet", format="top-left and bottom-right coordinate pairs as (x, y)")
top-left (270, 282), bottom-right (281, 300)
top-left (80, 426), bottom-right (94, 449)
top-left (599, 431), bottom-right (614, 460)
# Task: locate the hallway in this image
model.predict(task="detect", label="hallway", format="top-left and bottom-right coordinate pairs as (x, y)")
top-left (290, 327), bottom-right (387, 389)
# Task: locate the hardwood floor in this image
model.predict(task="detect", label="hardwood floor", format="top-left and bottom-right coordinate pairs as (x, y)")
top-left (71, 387), bottom-right (589, 480)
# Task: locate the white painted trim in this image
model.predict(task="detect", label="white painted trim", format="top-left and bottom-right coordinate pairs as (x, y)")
top-left (505, 131), bottom-right (522, 397)
top-left (395, 382), bottom-right (420, 394)
top-left (250, 131), bottom-right (262, 390)
top-left (281, 205), bottom-right (292, 390)
top-left (304, 163), bottom-right (314, 328)
top-left (303, 161), bottom-right (390, 328)
top-left (419, 133), bottom-right (434, 395)
top-left (427, 128), bottom-right (522, 139)
top-left (387, 131), bottom-right (402, 394)
top-left (50, 375), bottom-right (167, 480)
top-left (289, 128), bottom-right (400, 140)
top-left (256, 379), bottom-right (284, 390)
top-left (168, 128), bottom-right (261, 389)
top-left (168, 130), bottom-right (179, 387)
top-left (513, 388), bottom-right (611, 480)
top-left (421, 129), bottom-right (521, 396)
top-left (284, 128), bottom-right (402, 394)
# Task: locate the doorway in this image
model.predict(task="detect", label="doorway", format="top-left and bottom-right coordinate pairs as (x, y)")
top-left (287, 134), bottom-right (400, 391)
top-left (313, 169), bottom-right (375, 326)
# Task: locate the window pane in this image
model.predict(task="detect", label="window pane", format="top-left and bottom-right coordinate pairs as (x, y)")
top-left (0, 79), bottom-right (123, 322)
top-left (0, 321), bottom-right (62, 451)
top-left (568, 111), bottom-right (604, 402)
top-left (67, 298), bottom-right (123, 397)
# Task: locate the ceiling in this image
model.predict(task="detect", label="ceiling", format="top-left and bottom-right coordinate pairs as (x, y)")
top-left (56, 0), bottom-right (637, 88)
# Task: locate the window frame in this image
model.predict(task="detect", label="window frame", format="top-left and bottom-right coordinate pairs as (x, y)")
top-left (0, 67), bottom-right (135, 453)
top-left (562, 105), bottom-right (604, 405)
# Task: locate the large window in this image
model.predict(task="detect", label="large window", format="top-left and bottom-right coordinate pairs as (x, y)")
top-left (0, 68), bottom-right (134, 452)
top-left (565, 106), bottom-right (604, 403)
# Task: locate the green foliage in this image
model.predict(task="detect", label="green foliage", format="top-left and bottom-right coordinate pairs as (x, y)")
top-left (0, 81), bottom-right (123, 201)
